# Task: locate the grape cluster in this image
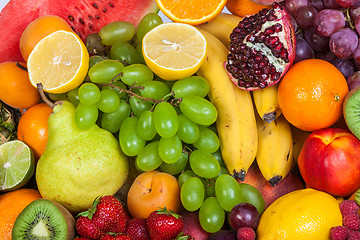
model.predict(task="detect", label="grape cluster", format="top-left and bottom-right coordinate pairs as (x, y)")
top-left (284, 0), bottom-right (360, 89)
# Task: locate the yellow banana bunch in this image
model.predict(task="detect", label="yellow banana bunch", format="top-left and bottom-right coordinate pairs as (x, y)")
top-left (255, 114), bottom-right (294, 186)
top-left (196, 13), bottom-right (242, 48)
top-left (196, 28), bottom-right (258, 181)
top-left (252, 84), bottom-right (282, 123)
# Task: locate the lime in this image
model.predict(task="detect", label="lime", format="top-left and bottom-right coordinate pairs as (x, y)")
top-left (0, 140), bottom-right (35, 192)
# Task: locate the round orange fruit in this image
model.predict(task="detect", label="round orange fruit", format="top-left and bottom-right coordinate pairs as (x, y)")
top-left (226, 0), bottom-right (272, 17)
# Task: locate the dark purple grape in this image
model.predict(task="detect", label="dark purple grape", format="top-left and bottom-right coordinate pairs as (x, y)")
top-left (350, 4), bottom-right (360, 22)
top-left (323, 0), bottom-right (342, 8)
top-left (228, 202), bottom-right (260, 231)
top-left (309, 0), bottom-right (326, 11)
top-left (294, 37), bottom-right (315, 63)
top-left (355, 15), bottom-right (360, 35)
top-left (347, 71), bottom-right (360, 90)
top-left (329, 28), bottom-right (358, 59)
top-left (353, 59), bottom-right (360, 70)
top-left (352, 42), bottom-right (360, 64)
top-left (289, 14), bottom-right (299, 32)
top-left (336, 0), bottom-right (358, 7)
top-left (295, 5), bottom-right (318, 29)
top-left (331, 58), bottom-right (356, 78)
top-left (313, 9), bottom-right (345, 37)
top-left (316, 50), bottom-right (337, 62)
top-left (304, 27), bottom-right (330, 51)
top-left (284, 0), bottom-right (309, 16)
top-left (207, 230), bottom-right (237, 240)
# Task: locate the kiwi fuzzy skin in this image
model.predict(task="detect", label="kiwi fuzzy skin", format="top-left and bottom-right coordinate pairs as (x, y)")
top-left (343, 86), bottom-right (360, 139)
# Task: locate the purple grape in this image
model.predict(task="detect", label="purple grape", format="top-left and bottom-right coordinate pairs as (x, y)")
top-left (228, 202), bottom-right (260, 231)
top-left (313, 9), bottom-right (345, 37)
top-left (284, 0), bottom-right (309, 16)
top-left (355, 15), bottom-right (360, 35)
top-left (347, 71), bottom-right (360, 90)
top-left (336, 0), bottom-right (358, 7)
top-left (352, 42), bottom-right (360, 64)
top-left (295, 5), bottom-right (318, 29)
top-left (304, 27), bottom-right (330, 52)
top-left (316, 50), bottom-right (337, 62)
top-left (331, 58), bottom-right (356, 78)
top-left (207, 230), bottom-right (237, 240)
top-left (294, 37), bottom-right (315, 63)
top-left (353, 59), bottom-right (360, 70)
top-left (350, 4), bottom-right (360, 22)
top-left (323, 0), bottom-right (342, 8)
top-left (309, 0), bottom-right (326, 11)
top-left (329, 28), bottom-right (358, 59)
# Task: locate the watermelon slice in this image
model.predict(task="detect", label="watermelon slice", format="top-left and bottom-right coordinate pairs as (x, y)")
top-left (0, 0), bottom-right (159, 63)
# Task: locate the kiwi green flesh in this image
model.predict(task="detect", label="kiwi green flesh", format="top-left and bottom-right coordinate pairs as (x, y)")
top-left (12, 199), bottom-right (71, 240)
top-left (344, 87), bottom-right (360, 140)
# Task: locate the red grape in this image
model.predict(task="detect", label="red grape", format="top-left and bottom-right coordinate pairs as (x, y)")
top-left (294, 37), bottom-right (315, 63)
top-left (313, 9), bottom-right (345, 37)
top-left (304, 27), bottom-right (330, 51)
top-left (331, 58), bottom-right (356, 78)
top-left (347, 71), bottom-right (360, 90)
top-left (295, 5), bottom-right (318, 29)
top-left (228, 202), bottom-right (260, 231)
top-left (336, 0), bottom-right (358, 8)
top-left (316, 50), bottom-right (337, 62)
top-left (309, 0), bottom-right (326, 11)
top-left (323, 0), bottom-right (342, 8)
top-left (284, 0), bottom-right (309, 16)
top-left (329, 28), bottom-right (358, 59)
top-left (207, 230), bottom-right (237, 240)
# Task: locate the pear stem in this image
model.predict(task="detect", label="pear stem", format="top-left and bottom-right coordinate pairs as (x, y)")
top-left (37, 83), bottom-right (55, 109)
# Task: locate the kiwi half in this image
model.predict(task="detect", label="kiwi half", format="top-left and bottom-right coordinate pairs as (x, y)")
top-left (12, 199), bottom-right (76, 240)
top-left (343, 86), bottom-right (360, 139)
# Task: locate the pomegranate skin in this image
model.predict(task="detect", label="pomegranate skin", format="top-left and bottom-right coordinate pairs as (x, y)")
top-left (298, 128), bottom-right (360, 197)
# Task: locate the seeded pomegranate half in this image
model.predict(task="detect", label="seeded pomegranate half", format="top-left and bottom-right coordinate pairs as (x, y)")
top-left (225, 3), bottom-right (296, 91)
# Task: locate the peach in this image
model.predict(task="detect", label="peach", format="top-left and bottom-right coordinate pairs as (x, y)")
top-left (127, 170), bottom-right (181, 219)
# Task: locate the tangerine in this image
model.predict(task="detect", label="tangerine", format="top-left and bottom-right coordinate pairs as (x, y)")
top-left (278, 59), bottom-right (349, 132)
top-left (226, 0), bottom-right (272, 17)
top-left (0, 188), bottom-right (42, 240)
top-left (17, 103), bottom-right (53, 161)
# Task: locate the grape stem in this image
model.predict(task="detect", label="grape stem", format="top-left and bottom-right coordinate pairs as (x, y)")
top-left (344, 8), bottom-right (355, 30)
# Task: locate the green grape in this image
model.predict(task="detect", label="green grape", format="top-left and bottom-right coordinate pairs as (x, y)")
top-left (120, 64), bottom-right (154, 86)
top-left (204, 178), bottom-right (216, 197)
top-left (179, 95), bottom-right (217, 126)
top-left (99, 21), bottom-right (136, 45)
top-left (136, 13), bottom-right (163, 43)
top-left (193, 125), bottom-right (220, 153)
top-left (137, 110), bottom-right (157, 141)
top-left (88, 59), bottom-right (124, 84)
top-left (212, 149), bottom-right (225, 167)
top-left (89, 55), bottom-right (106, 69)
top-left (140, 81), bottom-right (170, 100)
top-left (86, 33), bottom-right (110, 56)
top-left (136, 141), bottom-right (163, 171)
top-left (97, 89), bottom-right (120, 113)
top-left (177, 114), bottom-right (200, 144)
top-left (119, 116), bottom-right (146, 156)
top-left (178, 169), bottom-right (196, 188)
top-left (153, 101), bottom-right (179, 138)
top-left (172, 76), bottom-right (210, 98)
top-left (189, 150), bottom-right (220, 179)
top-left (67, 87), bottom-right (80, 107)
top-left (158, 135), bottom-right (182, 164)
top-left (101, 100), bottom-right (131, 133)
top-left (219, 166), bottom-right (229, 175)
top-left (181, 177), bottom-right (205, 212)
top-left (238, 183), bottom-right (265, 214)
top-left (199, 197), bottom-right (225, 233)
top-left (135, 43), bottom-right (145, 64)
top-left (75, 103), bottom-right (99, 130)
top-left (215, 174), bottom-right (242, 212)
top-left (101, 80), bottom-right (127, 99)
top-left (355, 188), bottom-right (360, 205)
top-left (129, 96), bottom-right (153, 117)
top-left (160, 152), bottom-right (188, 175)
top-left (48, 92), bottom-right (67, 101)
top-left (110, 41), bottom-right (142, 65)
top-left (78, 83), bottom-right (101, 106)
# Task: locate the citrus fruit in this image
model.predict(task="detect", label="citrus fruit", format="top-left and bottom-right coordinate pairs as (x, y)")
top-left (17, 103), bottom-right (53, 160)
top-left (19, 15), bottom-right (74, 62)
top-left (278, 59), bottom-right (349, 132)
top-left (257, 188), bottom-right (343, 240)
top-left (142, 22), bottom-right (207, 81)
top-left (0, 140), bottom-right (35, 192)
top-left (226, 0), bottom-right (272, 17)
top-left (155, 0), bottom-right (227, 25)
top-left (0, 62), bottom-right (40, 110)
top-left (27, 30), bottom-right (89, 94)
top-left (0, 188), bottom-right (42, 240)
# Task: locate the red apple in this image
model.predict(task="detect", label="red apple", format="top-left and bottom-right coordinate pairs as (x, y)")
top-left (298, 128), bottom-right (360, 197)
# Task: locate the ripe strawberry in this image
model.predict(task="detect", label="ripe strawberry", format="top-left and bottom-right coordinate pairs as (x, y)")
top-left (114, 233), bottom-right (135, 240)
top-left (146, 207), bottom-right (184, 240)
top-left (125, 218), bottom-right (150, 240)
top-left (76, 215), bottom-right (103, 240)
top-left (99, 233), bottom-right (115, 240)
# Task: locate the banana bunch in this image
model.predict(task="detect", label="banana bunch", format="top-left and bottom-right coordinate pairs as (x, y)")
top-left (252, 84), bottom-right (282, 123)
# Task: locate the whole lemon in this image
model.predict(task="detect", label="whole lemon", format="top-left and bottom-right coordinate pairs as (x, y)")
top-left (257, 188), bottom-right (342, 240)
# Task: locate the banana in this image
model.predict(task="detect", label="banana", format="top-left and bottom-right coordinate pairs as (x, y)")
top-left (196, 13), bottom-right (242, 48)
top-left (291, 125), bottom-right (311, 164)
top-left (196, 28), bottom-right (258, 181)
top-left (255, 113), bottom-right (294, 186)
top-left (252, 84), bottom-right (282, 123)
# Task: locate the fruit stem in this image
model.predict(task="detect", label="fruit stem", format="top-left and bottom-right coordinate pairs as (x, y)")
top-left (36, 83), bottom-right (55, 109)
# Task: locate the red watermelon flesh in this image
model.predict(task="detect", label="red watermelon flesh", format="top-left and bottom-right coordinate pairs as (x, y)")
top-left (0, 0), bottom-right (159, 63)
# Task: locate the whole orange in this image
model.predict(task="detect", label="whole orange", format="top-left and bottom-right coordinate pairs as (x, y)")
top-left (20, 15), bottom-right (73, 62)
top-left (278, 59), bottom-right (349, 132)
top-left (0, 188), bottom-right (42, 240)
top-left (226, 0), bottom-right (271, 17)
top-left (0, 62), bottom-right (40, 109)
top-left (17, 103), bottom-right (53, 161)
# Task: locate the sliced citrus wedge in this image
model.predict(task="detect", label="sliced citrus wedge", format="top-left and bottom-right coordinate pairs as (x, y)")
top-left (142, 22), bottom-right (207, 81)
top-left (27, 30), bottom-right (89, 94)
top-left (0, 140), bottom-right (35, 192)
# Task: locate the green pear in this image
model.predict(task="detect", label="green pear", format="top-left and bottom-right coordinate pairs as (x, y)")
top-left (36, 101), bottom-right (129, 214)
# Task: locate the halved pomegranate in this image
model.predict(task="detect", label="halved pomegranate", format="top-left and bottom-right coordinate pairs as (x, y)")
top-left (225, 3), bottom-right (296, 91)
top-left (250, 0), bottom-right (284, 5)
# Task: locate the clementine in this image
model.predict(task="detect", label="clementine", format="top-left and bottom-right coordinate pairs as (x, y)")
top-left (17, 103), bottom-right (53, 160)
top-left (278, 59), bottom-right (349, 132)
top-left (0, 188), bottom-right (42, 240)
top-left (226, 0), bottom-right (272, 17)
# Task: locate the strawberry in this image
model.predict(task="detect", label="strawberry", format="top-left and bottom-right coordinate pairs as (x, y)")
top-left (99, 233), bottom-right (115, 240)
top-left (125, 218), bottom-right (150, 240)
top-left (76, 215), bottom-right (103, 240)
top-left (99, 233), bottom-right (134, 240)
top-left (146, 207), bottom-right (184, 240)
top-left (114, 234), bottom-right (135, 240)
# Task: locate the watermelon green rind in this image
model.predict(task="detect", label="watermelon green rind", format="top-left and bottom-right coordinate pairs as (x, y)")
top-left (0, 0), bottom-right (159, 63)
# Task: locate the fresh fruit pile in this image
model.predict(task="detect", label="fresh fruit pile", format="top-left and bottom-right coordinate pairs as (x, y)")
top-left (1, 0), bottom-right (360, 239)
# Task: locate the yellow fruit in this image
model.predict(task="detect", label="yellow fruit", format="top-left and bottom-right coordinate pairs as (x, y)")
top-left (142, 22), bottom-right (207, 81)
top-left (257, 188), bottom-right (343, 240)
top-left (27, 30), bottom-right (89, 94)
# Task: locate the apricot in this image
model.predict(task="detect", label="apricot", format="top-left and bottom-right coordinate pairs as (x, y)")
top-left (127, 170), bottom-right (181, 219)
